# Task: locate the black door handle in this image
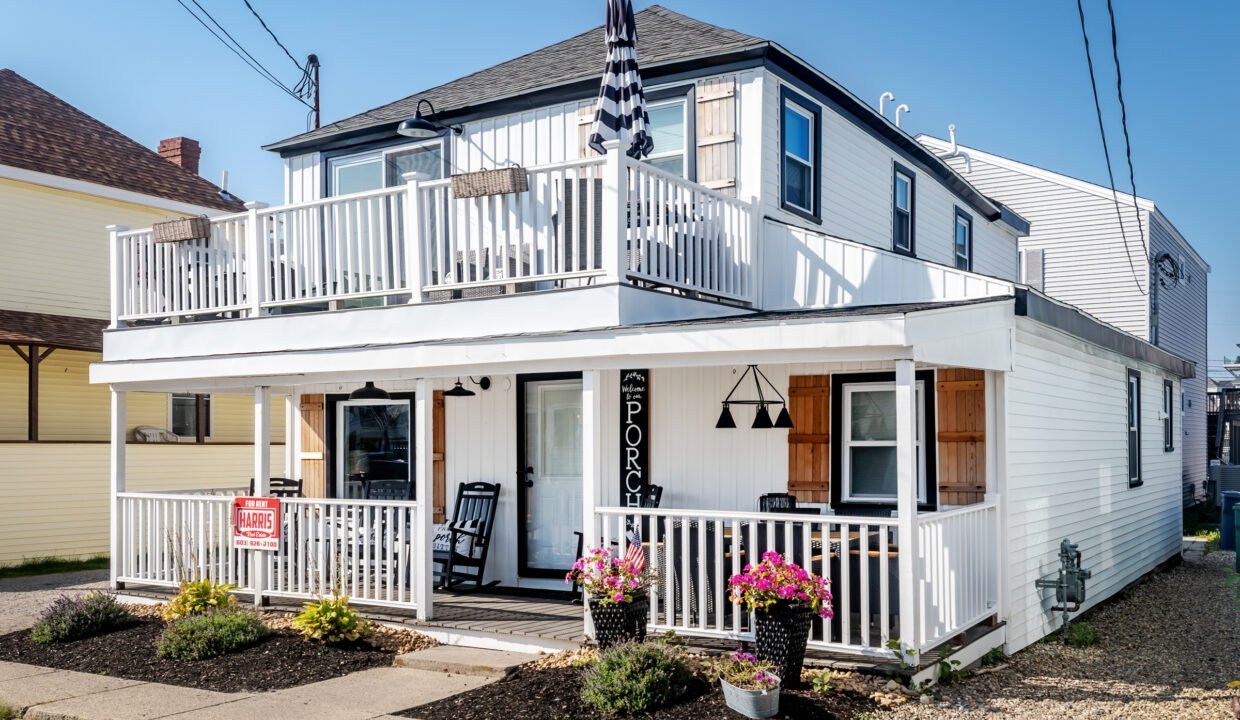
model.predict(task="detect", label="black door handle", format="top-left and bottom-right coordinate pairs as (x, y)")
top-left (522, 466), bottom-right (534, 488)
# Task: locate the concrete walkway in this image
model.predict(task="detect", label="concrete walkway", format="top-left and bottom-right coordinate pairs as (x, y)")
top-left (0, 571), bottom-right (108, 635)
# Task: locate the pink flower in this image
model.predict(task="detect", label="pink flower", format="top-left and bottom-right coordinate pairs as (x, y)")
top-left (612, 592), bottom-right (625, 603)
top-left (778, 585), bottom-right (796, 599)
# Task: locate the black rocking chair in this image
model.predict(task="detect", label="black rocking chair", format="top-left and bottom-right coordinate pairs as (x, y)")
top-left (249, 477), bottom-right (304, 498)
top-left (433, 481), bottom-right (501, 591)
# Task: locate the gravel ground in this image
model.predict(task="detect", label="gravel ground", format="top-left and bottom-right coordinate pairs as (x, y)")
top-left (877, 547), bottom-right (1240, 720)
top-left (0, 570), bottom-right (108, 634)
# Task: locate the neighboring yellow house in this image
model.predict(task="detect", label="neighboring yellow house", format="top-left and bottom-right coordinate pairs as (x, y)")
top-left (0, 70), bottom-right (284, 564)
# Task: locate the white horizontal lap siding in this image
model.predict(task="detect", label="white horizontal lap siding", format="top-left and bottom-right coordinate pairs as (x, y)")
top-left (925, 141), bottom-right (1150, 338)
top-left (284, 153), bottom-right (322, 204)
top-left (972, 217), bottom-right (1020, 281)
top-left (1003, 322), bottom-right (1181, 652)
top-left (1148, 210), bottom-right (1208, 500)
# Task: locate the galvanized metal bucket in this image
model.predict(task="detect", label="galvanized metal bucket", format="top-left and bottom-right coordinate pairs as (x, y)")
top-left (720, 677), bottom-right (781, 719)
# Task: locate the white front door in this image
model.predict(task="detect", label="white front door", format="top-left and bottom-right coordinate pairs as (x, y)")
top-left (520, 378), bottom-right (583, 577)
top-left (335, 399), bottom-right (411, 499)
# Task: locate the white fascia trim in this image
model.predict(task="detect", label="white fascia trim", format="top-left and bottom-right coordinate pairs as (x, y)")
top-left (0, 164), bottom-right (234, 217)
top-left (915, 135), bottom-right (1157, 213)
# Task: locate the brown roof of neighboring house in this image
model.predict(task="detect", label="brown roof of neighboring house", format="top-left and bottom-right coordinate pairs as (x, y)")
top-left (0, 309), bottom-right (106, 352)
top-left (0, 69), bottom-right (244, 212)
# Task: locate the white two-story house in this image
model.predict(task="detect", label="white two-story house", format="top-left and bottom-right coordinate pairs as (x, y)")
top-left (91, 6), bottom-right (1193, 668)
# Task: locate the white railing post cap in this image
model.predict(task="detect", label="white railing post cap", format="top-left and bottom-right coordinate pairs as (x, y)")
top-left (601, 139), bottom-right (622, 152)
top-left (105, 224), bottom-right (130, 232)
top-left (402, 171), bottom-right (431, 183)
top-left (243, 201), bottom-right (270, 210)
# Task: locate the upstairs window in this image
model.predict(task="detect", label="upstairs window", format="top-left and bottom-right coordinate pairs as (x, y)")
top-left (330, 153), bottom-right (383, 196)
top-left (170, 393), bottom-right (212, 440)
top-left (954, 208), bottom-right (973, 271)
top-left (328, 140), bottom-right (445, 196)
top-left (1163, 379), bottom-right (1174, 452)
top-left (780, 88), bottom-right (819, 220)
top-left (1127, 369), bottom-right (1142, 487)
top-left (645, 99), bottom-right (687, 177)
top-left (893, 164), bottom-right (915, 255)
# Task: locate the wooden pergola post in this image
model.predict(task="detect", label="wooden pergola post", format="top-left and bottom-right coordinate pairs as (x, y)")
top-left (10, 343), bottom-right (55, 442)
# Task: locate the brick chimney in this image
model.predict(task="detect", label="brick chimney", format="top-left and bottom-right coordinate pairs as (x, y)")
top-left (157, 137), bottom-right (201, 175)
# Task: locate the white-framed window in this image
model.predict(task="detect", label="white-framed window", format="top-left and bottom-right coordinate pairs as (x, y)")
top-left (1127, 369), bottom-right (1142, 487)
top-left (1163, 379), bottom-right (1174, 452)
top-left (170, 393), bottom-right (212, 440)
top-left (893, 166), bottom-right (914, 254)
top-left (954, 207), bottom-right (973, 271)
top-left (781, 88), bottom-right (817, 218)
top-left (644, 99), bottom-right (687, 177)
top-left (840, 380), bottom-right (927, 503)
top-left (328, 140), bottom-right (445, 196)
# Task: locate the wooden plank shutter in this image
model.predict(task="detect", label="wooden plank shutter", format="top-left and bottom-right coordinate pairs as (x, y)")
top-left (577, 103), bottom-right (596, 159)
top-left (695, 77), bottom-right (737, 195)
top-left (433, 391), bottom-right (447, 523)
top-left (299, 394), bottom-right (326, 498)
top-left (787, 375), bottom-right (829, 503)
top-left (936, 369), bottom-right (986, 505)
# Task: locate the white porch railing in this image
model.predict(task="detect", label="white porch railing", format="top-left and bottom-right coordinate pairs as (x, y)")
top-left (109, 148), bottom-right (757, 324)
top-left (914, 501), bottom-right (999, 651)
top-left (115, 492), bottom-right (424, 613)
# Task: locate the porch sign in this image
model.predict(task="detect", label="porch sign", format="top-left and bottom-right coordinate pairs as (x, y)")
top-left (620, 369), bottom-right (649, 509)
top-left (232, 497), bottom-right (281, 550)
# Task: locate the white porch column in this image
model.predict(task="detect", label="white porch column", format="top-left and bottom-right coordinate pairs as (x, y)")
top-left (600, 140), bottom-right (628, 284)
top-left (253, 387), bottom-right (272, 496)
top-left (244, 201), bottom-right (269, 317)
top-left (582, 370), bottom-right (604, 550)
top-left (109, 388), bottom-right (126, 589)
top-left (414, 380), bottom-right (435, 621)
top-left (105, 225), bottom-right (128, 328)
top-left (284, 390), bottom-right (301, 481)
top-left (894, 359), bottom-right (919, 651)
top-left (403, 172), bottom-right (427, 304)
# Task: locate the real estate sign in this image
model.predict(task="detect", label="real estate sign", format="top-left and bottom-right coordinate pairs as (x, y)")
top-left (232, 497), bottom-right (281, 550)
top-left (620, 369), bottom-right (649, 509)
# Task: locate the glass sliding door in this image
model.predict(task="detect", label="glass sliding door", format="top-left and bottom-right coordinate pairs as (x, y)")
top-left (335, 399), bottom-right (412, 499)
top-left (519, 376), bottom-right (583, 577)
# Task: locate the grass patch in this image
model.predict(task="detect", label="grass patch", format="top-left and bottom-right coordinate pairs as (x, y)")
top-left (0, 556), bottom-right (109, 580)
top-left (0, 702), bottom-right (15, 720)
top-left (1066, 622), bottom-right (1099, 648)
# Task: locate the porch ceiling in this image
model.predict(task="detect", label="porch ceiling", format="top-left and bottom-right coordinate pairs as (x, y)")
top-left (90, 297), bottom-right (1016, 391)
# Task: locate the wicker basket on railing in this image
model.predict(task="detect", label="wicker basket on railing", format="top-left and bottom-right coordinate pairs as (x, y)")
top-left (450, 165), bottom-right (529, 198)
top-left (153, 215), bottom-right (211, 243)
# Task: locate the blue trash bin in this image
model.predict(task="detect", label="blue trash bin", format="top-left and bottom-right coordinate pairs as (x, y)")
top-left (1221, 491), bottom-right (1240, 552)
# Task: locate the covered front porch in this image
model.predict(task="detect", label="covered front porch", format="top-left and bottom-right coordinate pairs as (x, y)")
top-left (97, 298), bottom-right (1011, 659)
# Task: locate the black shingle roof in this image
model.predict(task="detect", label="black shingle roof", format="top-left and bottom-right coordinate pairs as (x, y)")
top-left (264, 6), bottom-right (764, 152)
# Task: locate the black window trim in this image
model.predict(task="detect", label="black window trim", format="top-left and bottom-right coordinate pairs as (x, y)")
top-left (953, 206), bottom-right (974, 272)
top-left (1127, 368), bottom-right (1143, 488)
top-left (1163, 378), bottom-right (1174, 452)
top-left (779, 85), bottom-right (822, 224)
top-left (892, 162), bottom-right (916, 256)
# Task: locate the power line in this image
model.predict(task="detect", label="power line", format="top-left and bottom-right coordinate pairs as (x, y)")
top-left (242, 0), bottom-right (301, 71)
top-left (173, 0), bottom-right (311, 109)
top-left (186, 0), bottom-right (308, 105)
top-left (1074, 0), bottom-right (1147, 296)
top-left (1105, 0), bottom-right (1147, 255)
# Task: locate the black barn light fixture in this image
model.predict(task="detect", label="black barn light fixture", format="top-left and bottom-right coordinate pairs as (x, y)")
top-left (349, 381), bottom-right (390, 401)
top-left (397, 99), bottom-right (463, 139)
top-left (715, 365), bottom-right (794, 430)
top-left (443, 376), bottom-right (491, 398)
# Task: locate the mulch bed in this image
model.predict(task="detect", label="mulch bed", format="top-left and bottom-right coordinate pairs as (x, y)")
top-left (398, 665), bottom-right (881, 720)
top-left (0, 619), bottom-right (395, 693)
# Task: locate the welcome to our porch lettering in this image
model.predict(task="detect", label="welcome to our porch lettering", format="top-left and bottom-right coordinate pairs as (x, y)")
top-left (620, 369), bottom-right (649, 509)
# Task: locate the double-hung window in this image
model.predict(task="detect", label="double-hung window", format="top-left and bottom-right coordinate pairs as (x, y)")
top-left (893, 164), bottom-right (914, 254)
top-left (780, 88), bottom-right (818, 219)
top-left (954, 208), bottom-right (973, 271)
top-left (644, 99), bottom-right (687, 177)
top-left (840, 380), bottom-right (927, 504)
top-left (1163, 379), bottom-right (1175, 452)
top-left (170, 393), bottom-right (211, 440)
top-left (1127, 369), bottom-right (1142, 487)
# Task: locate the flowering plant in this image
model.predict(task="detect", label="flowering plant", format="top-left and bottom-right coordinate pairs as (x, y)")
top-left (565, 546), bottom-right (653, 606)
top-left (705, 649), bottom-right (780, 692)
top-left (728, 552), bottom-right (833, 619)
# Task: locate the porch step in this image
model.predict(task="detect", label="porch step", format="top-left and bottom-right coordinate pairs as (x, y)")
top-left (394, 645), bottom-right (541, 678)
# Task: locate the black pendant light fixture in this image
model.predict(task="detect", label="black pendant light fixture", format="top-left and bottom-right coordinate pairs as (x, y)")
top-left (715, 365), bottom-right (793, 430)
top-left (443, 376), bottom-right (491, 398)
top-left (397, 99), bottom-right (463, 139)
top-left (349, 381), bottom-right (390, 400)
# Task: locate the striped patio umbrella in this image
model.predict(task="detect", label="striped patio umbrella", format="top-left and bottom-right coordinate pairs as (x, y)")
top-left (587, 0), bottom-right (654, 158)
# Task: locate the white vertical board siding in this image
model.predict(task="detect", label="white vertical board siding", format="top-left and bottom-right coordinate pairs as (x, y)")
top-left (455, 103), bottom-right (581, 171)
top-left (919, 137), bottom-right (1149, 337)
top-left (1148, 210), bottom-right (1209, 501)
top-left (1003, 321), bottom-right (1181, 652)
top-left (758, 74), bottom-right (1017, 282)
top-left (284, 153), bottom-right (322, 204)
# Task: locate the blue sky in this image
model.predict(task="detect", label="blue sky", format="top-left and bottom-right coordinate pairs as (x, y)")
top-left (4, 1), bottom-right (1237, 375)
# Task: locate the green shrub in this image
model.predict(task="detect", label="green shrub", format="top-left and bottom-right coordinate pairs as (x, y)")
top-left (581, 642), bottom-right (689, 716)
top-left (1066, 622), bottom-right (1099, 648)
top-left (291, 595), bottom-right (370, 643)
top-left (31, 592), bottom-right (133, 644)
top-left (0, 701), bottom-right (15, 720)
top-left (162, 579), bottom-right (237, 621)
top-left (157, 611), bottom-right (268, 661)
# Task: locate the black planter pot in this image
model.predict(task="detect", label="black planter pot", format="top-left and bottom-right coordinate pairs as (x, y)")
top-left (588, 591), bottom-right (649, 649)
top-left (754, 601), bottom-right (815, 684)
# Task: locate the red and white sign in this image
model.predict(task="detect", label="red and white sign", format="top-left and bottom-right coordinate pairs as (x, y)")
top-left (232, 497), bottom-right (281, 550)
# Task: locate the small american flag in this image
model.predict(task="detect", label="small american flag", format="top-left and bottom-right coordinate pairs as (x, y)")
top-left (624, 528), bottom-right (645, 573)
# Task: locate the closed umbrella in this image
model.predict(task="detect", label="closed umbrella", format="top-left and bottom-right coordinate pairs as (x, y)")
top-left (587, 0), bottom-right (654, 159)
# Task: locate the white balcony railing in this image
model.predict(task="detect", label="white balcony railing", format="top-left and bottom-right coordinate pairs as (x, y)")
top-left (109, 146), bottom-right (757, 325)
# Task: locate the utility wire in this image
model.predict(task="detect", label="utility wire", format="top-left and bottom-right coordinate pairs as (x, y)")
top-left (1075, 0), bottom-right (1147, 296)
top-left (1105, 0), bottom-right (1148, 256)
top-left (242, 0), bottom-right (302, 71)
top-left (187, 0), bottom-right (308, 105)
top-left (173, 0), bottom-right (311, 108)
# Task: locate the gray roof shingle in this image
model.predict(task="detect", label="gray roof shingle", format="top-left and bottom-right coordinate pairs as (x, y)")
top-left (264, 6), bottom-right (765, 152)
